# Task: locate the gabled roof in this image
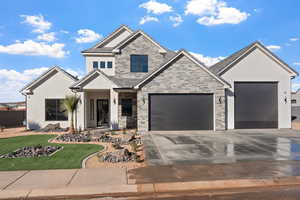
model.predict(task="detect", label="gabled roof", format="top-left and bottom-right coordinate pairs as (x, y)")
top-left (81, 25), bottom-right (134, 54)
top-left (93, 25), bottom-right (133, 49)
top-left (70, 69), bottom-right (118, 89)
top-left (210, 41), bottom-right (298, 77)
top-left (135, 49), bottom-right (230, 89)
top-left (112, 30), bottom-right (168, 54)
top-left (20, 66), bottom-right (78, 95)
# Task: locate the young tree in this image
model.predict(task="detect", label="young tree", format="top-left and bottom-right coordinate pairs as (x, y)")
top-left (63, 95), bottom-right (80, 134)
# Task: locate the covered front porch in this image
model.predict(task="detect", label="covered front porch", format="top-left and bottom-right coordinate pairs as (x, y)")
top-left (79, 89), bottom-right (137, 130)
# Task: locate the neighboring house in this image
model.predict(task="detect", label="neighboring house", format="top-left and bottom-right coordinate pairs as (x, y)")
top-left (20, 25), bottom-right (298, 131)
top-left (0, 101), bottom-right (26, 111)
top-left (291, 90), bottom-right (300, 122)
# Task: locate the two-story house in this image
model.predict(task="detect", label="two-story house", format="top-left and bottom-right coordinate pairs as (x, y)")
top-left (21, 25), bottom-right (298, 132)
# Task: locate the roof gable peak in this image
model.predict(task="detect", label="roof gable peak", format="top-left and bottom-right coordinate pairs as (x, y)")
top-left (92, 25), bottom-right (134, 49)
top-left (112, 30), bottom-right (167, 53)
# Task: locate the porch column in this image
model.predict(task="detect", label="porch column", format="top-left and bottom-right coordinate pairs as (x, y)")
top-left (110, 89), bottom-right (119, 130)
top-left (77, 91), bottom-right (87, 131)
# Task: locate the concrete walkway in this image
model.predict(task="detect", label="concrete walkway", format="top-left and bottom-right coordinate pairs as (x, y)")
top-left (0, 168), bottom-right (137, 199)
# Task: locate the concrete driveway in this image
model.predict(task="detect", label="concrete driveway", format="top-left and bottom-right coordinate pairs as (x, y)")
top-left (143, 129), bottom-right (300, 166)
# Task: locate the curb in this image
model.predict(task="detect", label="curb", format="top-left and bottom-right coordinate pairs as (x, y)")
top-left (81, 145), bottom-right (108, 168)
top-left (1, 176), bottom-right (300, 200)
top-left (136, 176), bottom-right (300, 193)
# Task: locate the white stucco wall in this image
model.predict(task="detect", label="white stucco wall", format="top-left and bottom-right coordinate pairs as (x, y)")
top-left (85, 56), bottom-right (115, 75)
top-left (26, 70), bottom-right (77, 129)
top-left (83, 73), bottom-right (115, 90)
top-left (221, 48), bottom-right (292, 129)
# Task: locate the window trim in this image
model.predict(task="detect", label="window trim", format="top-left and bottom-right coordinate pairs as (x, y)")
top-left (121, 99), bottom-right (133, 117)
top-left (130, 54), bottom-right (148, 73)
top-left (45, 99), bottom-right (68, 121)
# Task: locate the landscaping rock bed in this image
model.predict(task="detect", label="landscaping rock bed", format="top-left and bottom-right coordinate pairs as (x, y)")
top-left (56, 133), bottom-right (93, 142)
top-left (38, 123), bottom-right (68, 132)
top-left (100, 148), bottom-right (135, 163)
top-left (0, 145), bottom-right (62, 158)
top-left (96, 135), bottom-right (121, 143)
top-left (55, 133), bottom-right (122, 143)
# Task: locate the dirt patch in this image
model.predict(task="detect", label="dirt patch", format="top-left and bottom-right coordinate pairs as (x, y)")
top-left (292, 122), bottom-right (300, 130)
top-left (0, 127), bottom-right (66, 139)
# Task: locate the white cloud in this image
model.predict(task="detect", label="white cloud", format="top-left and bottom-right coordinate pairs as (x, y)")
top-left (75, 29), bottom-right (102, 43)
top-left (266, 45), bottom-right (281, 51)
top-left (0, 40), bottom-right (68, 58)
top-left (169, 14), bottom-right (183, 27)
top-left (294, 62), bottom-right (300, 66)
top-left (190, 51), bottom-right (225, 66)
top-left (197, 7), bottom-right (249, 26)
top-left (0, 67), bottom-right (82, 102)
top-left (185, 0), bottom-right (249, 26)
top-left (290, 38), bottom-right (299, 42)
top-left (139, 0), bottom-right (173, 15)
top-left (20, 14), bottom-right (52, 33)
top-left (139, 16), bottom-right (159, 25)
top-left (60, 30), bottom-right (69, 34)
top-left (37, 32), bottom-right (56, 42)
top-left (292, 83), bottom-right (300, 92)
top-left (0, 67), bottom-right (49, 102)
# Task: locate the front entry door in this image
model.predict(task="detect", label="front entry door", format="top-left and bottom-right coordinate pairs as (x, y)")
top-left (96, 99), bottom-right (109, 127)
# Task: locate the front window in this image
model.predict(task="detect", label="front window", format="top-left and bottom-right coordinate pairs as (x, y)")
top-left (107, 61), bottom-right (113, 68)
top-left (100, 61), bottom-right (106, 68)
top-left (45, 99), bottom-right (68, 121)
top-left (121, 99), bottom-right (132, 116)
top-left (130, 55), bottom-right (148, 72)
top-left (93, 61), bottom-right (98, 69)
top-left (90, 99), bottom-right (94, 120)
top-left (292, 99), bottom-right (297, 104)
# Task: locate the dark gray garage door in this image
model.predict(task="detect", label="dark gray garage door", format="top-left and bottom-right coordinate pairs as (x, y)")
top-left (149, 94), bottom-right (214, 131)
top-left (234, 82), bottom-right (278, 129)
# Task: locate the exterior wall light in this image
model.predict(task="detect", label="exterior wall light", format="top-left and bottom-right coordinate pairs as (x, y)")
top-left (219, 96), bottom-right (224, 104)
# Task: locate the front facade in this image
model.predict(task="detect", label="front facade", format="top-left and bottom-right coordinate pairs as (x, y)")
top-left (21, 25), bottom-right (298, 132)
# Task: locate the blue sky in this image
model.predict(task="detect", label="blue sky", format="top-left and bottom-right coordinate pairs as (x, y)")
top-left (1, 0), bottom-right (300, 102)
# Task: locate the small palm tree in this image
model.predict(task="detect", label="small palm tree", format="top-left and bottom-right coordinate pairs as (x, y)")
top-left (63, 95), bottom-right (80, 134)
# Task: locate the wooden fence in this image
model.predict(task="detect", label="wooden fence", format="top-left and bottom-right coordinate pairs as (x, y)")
top-left (0, 110), bottom-right (26, 128)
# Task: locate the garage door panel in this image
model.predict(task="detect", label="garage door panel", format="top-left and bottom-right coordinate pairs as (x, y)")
top-left (234, 82), bottom-right (278, 129)
top-left (149, 94), bottom-right (214, 130)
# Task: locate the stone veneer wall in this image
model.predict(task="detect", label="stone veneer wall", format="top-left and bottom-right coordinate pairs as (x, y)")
top-left (118, 92), bottom-right (137, 129)
top-left (137, 55), bottom-right (226, 132)
top-left (114, 34), bottom-right (166, 79)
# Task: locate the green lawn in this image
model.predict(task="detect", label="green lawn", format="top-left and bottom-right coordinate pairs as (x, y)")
top-left (0, 135), bottom-right (103, 171)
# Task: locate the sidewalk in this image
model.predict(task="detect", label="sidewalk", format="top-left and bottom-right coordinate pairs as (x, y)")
top-left (1, 161), bottom-right (300, 199)
top-left (0, 168), bottom-right (137, 199)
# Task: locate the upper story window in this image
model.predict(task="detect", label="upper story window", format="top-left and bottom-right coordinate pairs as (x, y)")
top-left (130, 55), bottom-right (148, 72)
top-left (292, 99), bottom-right (297, 104)
top-left (93, 61), bottom-right (98, 69)
top-left (107, 61), bottom-right (113, 68)
top-left (100, 61), bottom-right (106, 68)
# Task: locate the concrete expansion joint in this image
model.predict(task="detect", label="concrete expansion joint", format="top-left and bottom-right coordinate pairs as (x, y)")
top-left (2, 170), bottom-right (30, 190)
top-left (66, 169), bottom-right (79, 186)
